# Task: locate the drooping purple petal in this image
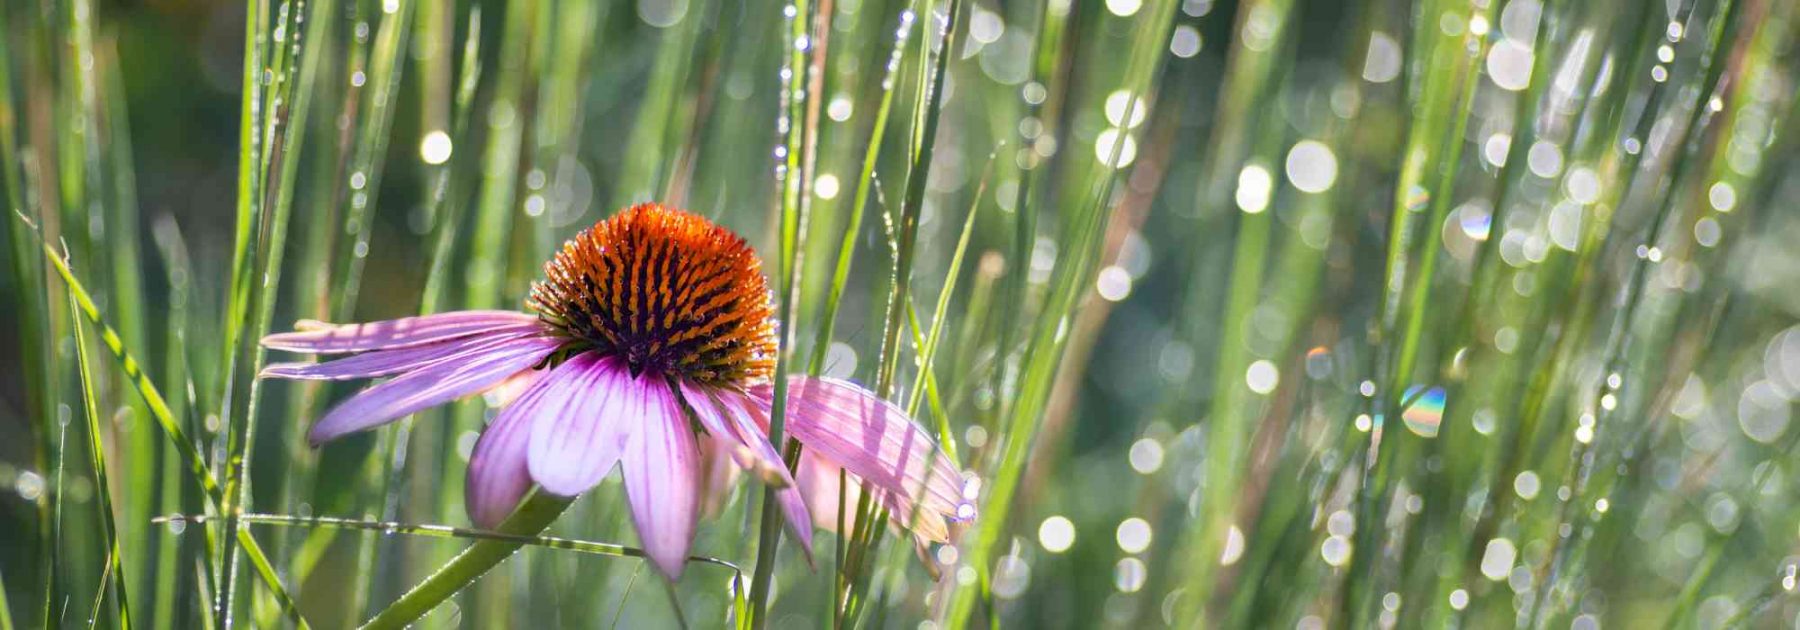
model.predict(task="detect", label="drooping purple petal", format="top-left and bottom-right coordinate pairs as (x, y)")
top-left (262, 326), bottom-right (546, 380)
top-left (684, 384), bottom-right (814, 556)
top-left (263, 310), bottom-right (541, 354)
top-left (464, 357), bottom-right (593, 528)
top-left (621, 378), bottom-right (701, 579)
top-left (525, 356), bottom-right (641, 497)
top-left (680, 384), bottom-right (792, 485)
top-left (764, 377), bottom-right (971, 530)
top-left (306, 335), bottom-right (563, 445)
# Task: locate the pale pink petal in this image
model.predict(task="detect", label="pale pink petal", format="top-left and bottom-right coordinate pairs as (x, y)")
top-left (525, 356), bottom-right (641, 496)
top-left (681, 385), bottom-right (815, 557)
top-left (262, 326), bottom-right (546, 380)
top-left (621, 379), bottom-right (701, 580)
top-left (695, 436), bottom-right (743, 518)
top-left (307, 335), bottom-right (562, 445)
top-left (794, 449), bottom-right (951, 543)
top-left (263, 310), bottom-right (541, 354)
top-left (464, 358), bottom-right (589, 527)
top-left (711, 388), bottom-right (815, 555)
top-left (764, 377), bottom-right (971, 527)
top-left (680, 384), bottom-right (794, 485)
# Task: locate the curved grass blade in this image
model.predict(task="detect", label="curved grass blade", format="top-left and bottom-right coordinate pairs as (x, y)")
top-left (23, 229), bottom-right (312, 628)
top-left (69, 289), bottom-right (131, 629)
top-left (944, 0), bottom-right (1176, 624)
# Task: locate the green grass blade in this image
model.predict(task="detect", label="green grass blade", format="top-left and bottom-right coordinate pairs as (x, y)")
top-left (26, 230), bottom-right (311, 628)
top-left (69, 289), bottom-right (131, 629)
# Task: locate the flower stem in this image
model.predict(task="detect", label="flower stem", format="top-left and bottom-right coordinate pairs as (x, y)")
top-left (359, 492), bottom-right (572, 630)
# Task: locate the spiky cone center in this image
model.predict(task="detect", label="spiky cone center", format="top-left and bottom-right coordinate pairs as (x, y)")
top-left (528, 203), bottom-right (778, 387)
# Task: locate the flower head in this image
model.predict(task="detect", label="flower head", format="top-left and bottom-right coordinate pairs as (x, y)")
top-left (527, 204), bottom-right (775, 385)
top-left (262, 203), bottom-right (972, 580)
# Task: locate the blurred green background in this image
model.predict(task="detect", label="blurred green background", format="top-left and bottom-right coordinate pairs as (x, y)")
top-left (4, 0), bottom-right (1800, 627)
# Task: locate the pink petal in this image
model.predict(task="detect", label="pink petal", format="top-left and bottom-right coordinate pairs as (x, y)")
top-left (769, 377), bottom-right (971, 527)
top-left (680, 384), bottom-right (794, 485)
top-left (682, 385), bottom-right (815, 558)
top-left (262, 326), bottom-right (546, 380)
top-left (794, 450), bottom-right (952, 543)
top-left (464, 357), bottom-right (592, 528)
top-left (306, 335), bottom-right (562, 445)
top-left (621, 379), bottom-right (701, 580)
top-left (263, 310), bottom-right (541, 354)
top-left (715, 388), bottom-right (816, 555)
top-left (525, 356), bottom-right (641, 496)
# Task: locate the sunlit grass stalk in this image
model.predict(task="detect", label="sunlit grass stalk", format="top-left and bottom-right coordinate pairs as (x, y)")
top-left (848, 164), bottom-right (988, 626)
top-left (989, 0), bottom-right (1064, 440)
top-left (0, 568), bottom-right (11, 630)
top-left (319, 0), bottom-right (422, 619)
top-left (463, 0), bottom-right (535, 311)
top-left (417, 5), bottom-right (483, 315)
top-left (946, 0), bottom-right (1176, 625)
top-left (1527, 1), bottom-right (1744, 624)
top-left (69, 289), bottom-right (130, 629)
top-left (0, 9), bottom-right (59, 626)
top-left (1446, 1), bottom-right (1660, 617)
top-left (220, 0), bottom-right (339, 621)
top-left (829, 0), bottom-right (964, 625)
top-left (92, 36), bottom-right (162, 622)
top-left (1407, 1), bottom-right (1569, 614)
top-left (360, 493), bottom-right (572, 629)
top-left (1339, 0), bottom-right (1497, 623)
top-left (149, 218), bottom-right (198, 630)
top-left (213, 0), bottom-right (274, 616)
top-left (613, 0), bottom-right (707, 209)
top-left (747, 0), bottom-right (821, 624)
top-left (45, 380), bottom-right (67, 629)
top-left (330, 0), bottom-right (415, 320)
top-left (797, 7), bottom-right (920, 627)
top-left (807, 3), bottom-right (918, 376)
top-left (1166, 0), bottom-right (1296, 623)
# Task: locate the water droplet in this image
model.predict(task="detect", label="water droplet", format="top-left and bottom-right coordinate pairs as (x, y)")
top-left (1038, 516), bottom-right (1075, 553)
top-left (1116, 517), bottom-right (1153, 553)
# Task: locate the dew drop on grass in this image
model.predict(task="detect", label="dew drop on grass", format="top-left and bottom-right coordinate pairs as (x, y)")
top-left (1363, 33), bottom-right (1402, 83)
top-left (14, 471), bottom-right (43, 501)
top-left (1513, 471), bottom-right (1540, 500)
top-left (1219, 525), bottom-right (1245, 565)
top-left (1285, 141), bottom-right (1338, 193)
top-left (1116, 518), bottom-right (1152, 553)
top-left (1244, 360), bottom-right (1279, 395)
top-left (1113, 558), bottom-right (1147, 592)
top-left (1321, 536), bottom-right (1351, 566)
top-left (1039, 516), bottom-right (1075, 553)
top-left (1170, 26), bottom-right (1201, 58)
top-left (1096, 266), bottom-right (1133, 302)
top-left (1128, 438), bottom-right (1163, 474)
top-left (1480, 539), bottom-right (1515, 580)
top-left (991, 555), bottom-right (1031, 599)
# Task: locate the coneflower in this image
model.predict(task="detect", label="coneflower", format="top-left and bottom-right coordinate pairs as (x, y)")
top-left (261, 203), bottom-right (971, 579)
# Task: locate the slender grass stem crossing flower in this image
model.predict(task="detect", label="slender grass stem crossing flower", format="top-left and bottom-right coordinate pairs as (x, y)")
top-left (261, 203), bottom-right (973, 579)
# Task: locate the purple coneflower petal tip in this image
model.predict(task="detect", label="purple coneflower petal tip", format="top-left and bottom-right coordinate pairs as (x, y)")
top-left (305, 335), bottom-right (561, 445)
top-left (773, 376), bottom-right (970, 543)
top-left (263, 310), bottom-right (540, 354)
